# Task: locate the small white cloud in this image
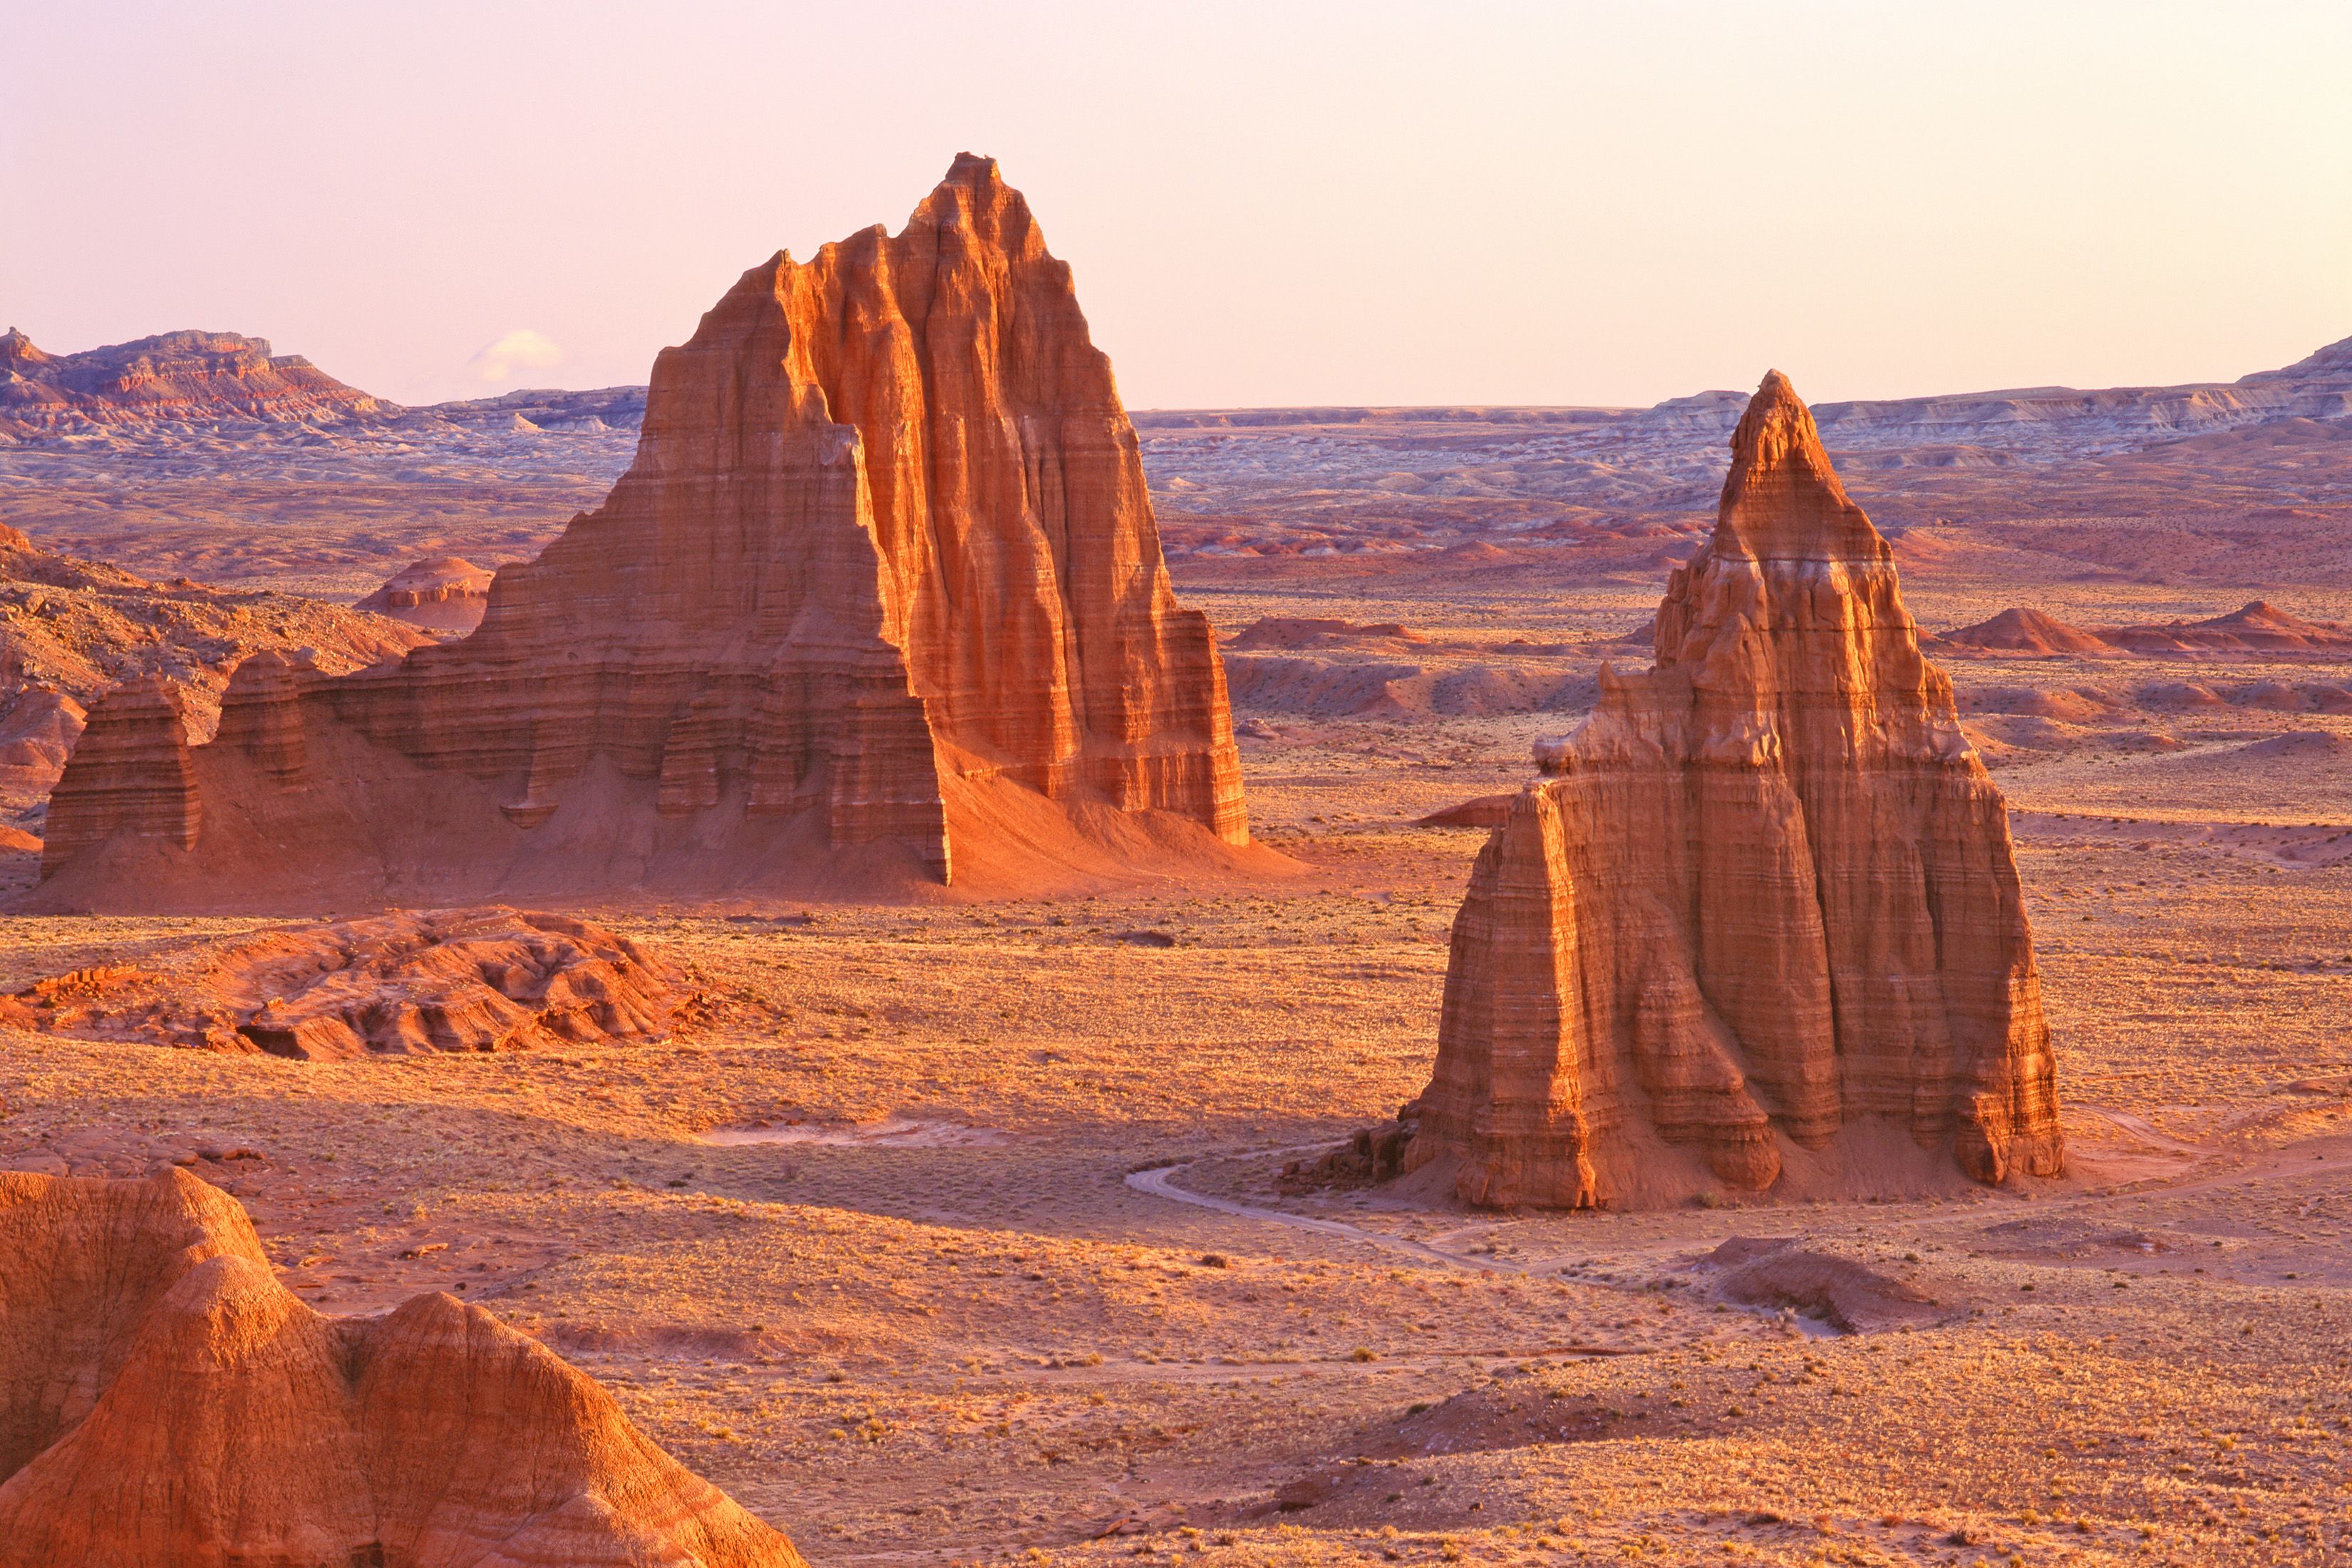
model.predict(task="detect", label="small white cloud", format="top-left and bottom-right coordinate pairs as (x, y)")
top-left (464, 329), bottom-right (562, 385)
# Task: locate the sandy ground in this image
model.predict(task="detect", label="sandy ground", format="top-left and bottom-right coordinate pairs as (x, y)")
top-left (4, 570), bottom-right (2352, 1567)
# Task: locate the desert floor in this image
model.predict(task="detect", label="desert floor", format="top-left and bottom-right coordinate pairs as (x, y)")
top-left (4, 572), bottom-right (2351, 1568)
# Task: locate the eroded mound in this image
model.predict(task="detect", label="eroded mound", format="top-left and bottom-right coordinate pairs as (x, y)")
top-left (1696, 1237), bottom-right (1944, 1334)
top-left (0, 906), bottom-right (678, 1058)
top-left (0, 1169), bottom-right (803, 1567)
top-left (356, 555), bottom-right (495, 635)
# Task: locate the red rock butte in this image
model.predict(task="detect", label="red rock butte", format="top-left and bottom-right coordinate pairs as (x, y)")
top-left (1404, 373), bottom-right (2065, 1209)
top-left (31, 156), bottom-right (1254, 910)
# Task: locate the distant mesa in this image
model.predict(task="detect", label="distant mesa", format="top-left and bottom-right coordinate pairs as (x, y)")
top-left (0, 905), bottom-right (677, 1057)
top-left (356, 555), bottom-right (497, 636)
top-left (0, 1169), bottom-right (804, 1567)
top-left (0, 326), bottom-right (380, 442)
top-left (1939, 607), bottom-right (2113, 656)
top-left (30, 157), bottom-right (1261, 911)
top-left (1403, 373), bottom-right (2065, 1209)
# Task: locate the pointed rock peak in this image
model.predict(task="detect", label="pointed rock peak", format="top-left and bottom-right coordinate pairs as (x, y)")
top-left (1714, 370), bottom-right (1887, 564)
top-left (945, 150), bottom-right (1004, 187)
top-left (909, 153), bottom-right (1039, 255)
top-left (0, 326), bottom-right (46, 364)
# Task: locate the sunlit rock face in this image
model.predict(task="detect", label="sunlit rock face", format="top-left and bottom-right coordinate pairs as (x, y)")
top-left (1406, 373), bottom-right (2065, 1209)
top-left (35, 155), bottom-right (1247, 909)
top-left (0, 1169), bottom-right (807, 1568)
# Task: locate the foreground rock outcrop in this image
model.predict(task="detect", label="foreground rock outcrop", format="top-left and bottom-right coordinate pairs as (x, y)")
top-left (0, 906), bottom-right (677, 1057)
top-left (0, 1169), bottom-right (803, 1567)
top-left (33, 156), bottom-right (1249, 909)
top-left (1404, 373), bottom-right (2064, 1208)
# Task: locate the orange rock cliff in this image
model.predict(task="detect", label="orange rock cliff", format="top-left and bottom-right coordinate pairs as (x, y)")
top-left (1405, 373), bottom-right (2065, 1208)
top-left (33, 155), bottom-right (1247, 907)
top-left (0, 1169), bottom-right (803, 1567)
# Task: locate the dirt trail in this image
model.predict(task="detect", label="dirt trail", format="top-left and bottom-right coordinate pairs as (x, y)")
top-left (1125, 1159), bottom-right (1522, 1274)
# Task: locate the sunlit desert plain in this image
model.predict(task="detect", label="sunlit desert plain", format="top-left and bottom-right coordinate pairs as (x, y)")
top-left (3, 185), bottom-right (2351, 1564)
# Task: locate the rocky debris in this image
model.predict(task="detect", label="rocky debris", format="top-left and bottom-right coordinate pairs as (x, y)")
top-left (0, 525), bottom-right (428, 822)
top-left (0, 906), bottom-right (678, 1058)
top-left (1279, 1115), bottom-right (1418, 1192)
top-left (35, 155), bottom-right (1250, 908)
top-left (0, 1168), bottom-right (804, 1567)
top-left (2101, 600), bottom-right (2352, 656)
top-left (1938, 607), bottom-right (2114, 656)
top-left (1228, 617), bottom-right (1429, 651)
top-left (1695, 1237), bottom-right (1944, 1334)
top-left (1358, 1381), bottom-right (1692, 1460)
top-left (1404, 374), bottom-right (2065, 1209)
top-left (0, 328), bottom-right (381, 443)
top-left (356, 555), bottom-right (496, 635)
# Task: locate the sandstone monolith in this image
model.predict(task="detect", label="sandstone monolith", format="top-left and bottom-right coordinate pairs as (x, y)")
top-left (1403, 373), bottom-right (2064, 1208)
top-left (34, 155), bottom-right (1249, 909)
top-left (0, 1169), bottom-right (804, 1567)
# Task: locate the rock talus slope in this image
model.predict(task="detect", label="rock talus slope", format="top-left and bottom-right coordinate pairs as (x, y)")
top-left (33, 156), bottom-right (1249, 909)
top-left (0, 1168), bottom-right (804, 1567)
top-left (1405, 373), bottom-right (2065, 1208)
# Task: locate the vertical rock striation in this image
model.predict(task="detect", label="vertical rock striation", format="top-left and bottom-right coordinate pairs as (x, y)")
top-left (1405, 373), bottom-right (2064, 1207)
top-left (34, 156), bottom-right (1247, 907)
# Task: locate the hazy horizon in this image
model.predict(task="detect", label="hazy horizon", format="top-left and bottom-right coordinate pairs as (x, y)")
top-left (6, 1), bottom-right (2347, 411)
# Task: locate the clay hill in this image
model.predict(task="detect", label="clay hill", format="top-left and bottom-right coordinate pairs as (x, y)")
top-left (0, 1167), bottom-right (802, 1567)
top-left (1937, 607), bottom-right (2115, 656)
top-left (1936, 599), bottom-right (2352, 659)
top-left (1403, 373), bottom-right (2065, 1209)
top-left (2099, 599), bottom-right (2352, 656)
top-left (0, 906), bottom-right (677, 1058)
top-left (0, 327), bottom-right (381, 443)
top-left (357, 555), bottom-right (497, 635)
top-left (0, 522), bottom-right (429, 829)
top-left (29, 156), bottom-right (1254, 912)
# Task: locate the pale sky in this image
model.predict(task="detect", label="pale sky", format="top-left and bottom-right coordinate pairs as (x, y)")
top-left (5, 1), bottom-right (2347, 410)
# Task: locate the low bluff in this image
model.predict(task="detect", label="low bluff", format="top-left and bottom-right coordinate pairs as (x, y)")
top-left (0, 1169), bottom-right (803, 1567)
top-left (1404, 373), bottom-right (2064, 1209)
top-left (31, 155), bottom-right (1256, 912)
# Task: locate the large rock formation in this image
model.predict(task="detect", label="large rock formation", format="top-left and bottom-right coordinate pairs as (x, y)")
top-left (1404, 373), bottom-right (2064, 1208)
top-left (0, 1168), bottom-right (804, 1567)
top-left (33, 156), bottom-right (1250, 909)
top-left (0, 906), bottom-right (679, 1058)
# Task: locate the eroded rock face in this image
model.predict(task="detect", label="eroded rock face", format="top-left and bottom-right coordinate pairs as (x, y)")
top-left (1405, 373), bottom-right (2064, 1209)
top-left (36, 155), bottom-right (1247, 908)
top-left (0, 1169), bottom-right (803, 1567)
top-left (0, 906), bottom-right (678, 1058)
